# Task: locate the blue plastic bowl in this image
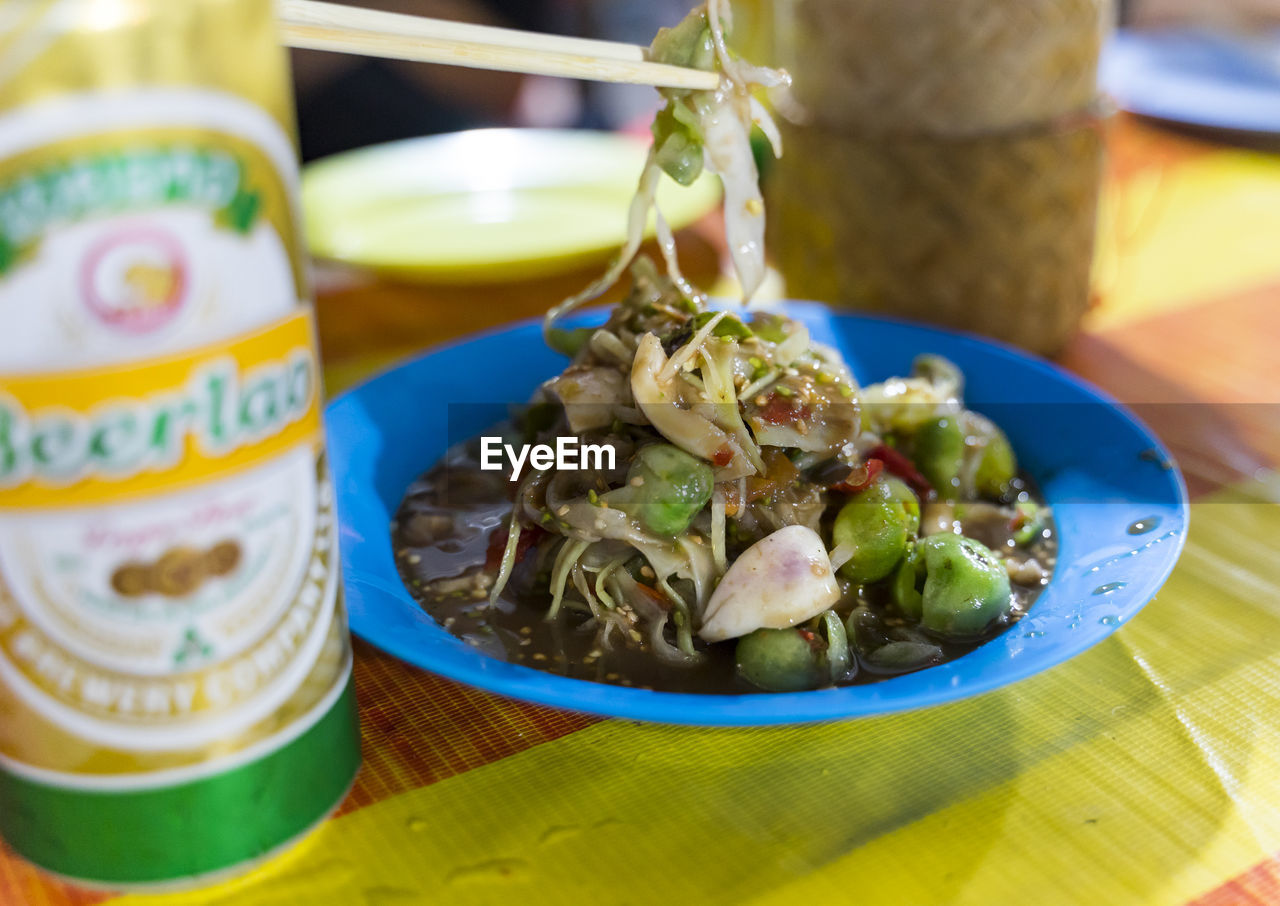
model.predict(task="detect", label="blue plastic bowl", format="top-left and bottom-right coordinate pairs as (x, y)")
top-left (326, 304), bottom-right (1189, 725)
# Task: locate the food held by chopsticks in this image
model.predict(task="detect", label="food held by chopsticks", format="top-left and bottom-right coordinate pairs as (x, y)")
top-left (391, 3), bottom-right (1057, 694)
top-left (280, 0), bottom-right (722, 91)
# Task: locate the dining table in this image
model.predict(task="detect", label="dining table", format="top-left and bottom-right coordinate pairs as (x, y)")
top-left (4, 112), bottom-right (1280, 906)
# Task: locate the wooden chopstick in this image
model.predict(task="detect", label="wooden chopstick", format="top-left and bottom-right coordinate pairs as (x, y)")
top-left (279, 0), bottom-right (721, 92)
top-left (281, 0), bottom-right (644, 62)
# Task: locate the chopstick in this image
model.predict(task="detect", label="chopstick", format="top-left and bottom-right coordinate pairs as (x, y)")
top-left (279, 0), bottom-right (722, 92)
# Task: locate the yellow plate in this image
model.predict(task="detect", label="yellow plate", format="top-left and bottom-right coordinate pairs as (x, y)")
top-left (301, 128), bottom-right (723, 283)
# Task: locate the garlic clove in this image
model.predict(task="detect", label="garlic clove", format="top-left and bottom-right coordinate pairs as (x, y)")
top-left (699, 525), bottom-right (840, 642)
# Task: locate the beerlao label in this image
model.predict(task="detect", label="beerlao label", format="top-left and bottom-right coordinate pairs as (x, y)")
top-left (0, 88), bottom-right (348, 784)
top-left (0, 314), bottom-right (319, 506)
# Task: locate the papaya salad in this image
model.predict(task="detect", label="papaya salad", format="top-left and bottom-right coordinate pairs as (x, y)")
top-left (392, 2), bottom-right (1056, 693)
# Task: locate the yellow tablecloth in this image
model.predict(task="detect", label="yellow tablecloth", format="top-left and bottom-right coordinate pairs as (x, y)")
top-left (5, 115), bottom-right (1280, 906)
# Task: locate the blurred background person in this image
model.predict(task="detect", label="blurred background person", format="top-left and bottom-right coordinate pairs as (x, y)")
top-left (291, 0), bottom-right (709, 160)
top-left (291, 0), bottom-right (559, 159)
top-left (291, 0), bottom-right (1280, 163)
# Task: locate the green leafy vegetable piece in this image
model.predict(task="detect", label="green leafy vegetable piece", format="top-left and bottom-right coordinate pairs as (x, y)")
top-left (820, 610), bottom-right (852, 681)
top-left (546, 326), bottom-right (594, 358)
top-left (750, 313), bottom-right (790, 344)
top-left (691, 309), bottom-right (753, 339)
top-left (749, 125), bottom-right (775, 181)
top-left (651, 102), bottom-right (705, 186)
top-left (608, 444), bottom-right (714, 537)
top-left (649, 10), bottom-right (717, 74)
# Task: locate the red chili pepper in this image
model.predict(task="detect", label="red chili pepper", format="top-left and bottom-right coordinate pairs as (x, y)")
top-left (758, 393), bottom-right (812, 426)
top-left (484, 524), bottom-right (546, 572)
top-left (634, 581), bottom-right (672, 611)
top-left (712, 444), bottom-right (734, 467)
top-left (831, 458), bottom-right (884, 494)
top-left (869, 444), bottom-right (934, 499)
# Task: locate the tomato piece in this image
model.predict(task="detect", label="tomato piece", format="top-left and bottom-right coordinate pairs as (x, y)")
top-left (868, 444), bottom-right (933, 499)
top-left (484, 524), bottom-right (545, 572)
top-left (758, 393), bottom-right (812, 426)
top-left (831, 458), bottom-right (884, 494)
top-left (634, 581), bottom-right (673, 611)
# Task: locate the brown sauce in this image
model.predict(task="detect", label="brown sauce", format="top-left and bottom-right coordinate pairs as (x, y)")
top-left (392, 437), bottom-right (1056, 694)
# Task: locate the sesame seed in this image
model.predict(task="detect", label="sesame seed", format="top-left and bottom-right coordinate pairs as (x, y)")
top-left (557, 505), bottom-right (570, 516)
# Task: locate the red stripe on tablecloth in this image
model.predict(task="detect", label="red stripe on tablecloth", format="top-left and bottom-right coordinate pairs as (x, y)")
top-left (1060, 279), bottom-right (1280, 498)
top-left (1103, 113), bottom-right (1216, 184)
top-left (334, 640), bottom-right (598, 817)
top-left (1188, 856), bottom-right (1280, 906)
top-left (0, 857), bottom-right (109, 906)
top-left (0, 642), bottom-right (597, 905)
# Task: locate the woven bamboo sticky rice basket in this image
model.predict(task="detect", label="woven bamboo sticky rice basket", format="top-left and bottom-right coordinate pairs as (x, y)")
top-left (773, 0), bottom-right (1113, 136)
top-left (766, 116), bottom-right (1105, 355)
